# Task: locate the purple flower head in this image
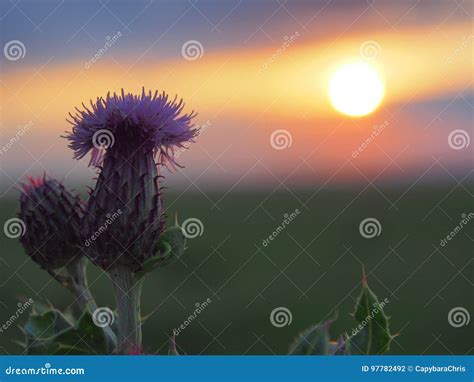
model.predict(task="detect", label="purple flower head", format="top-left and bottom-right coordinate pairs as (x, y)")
top-left (65, 89), bottom-right (197, 272)
top-left (65, 88), bottom-right (197, 168)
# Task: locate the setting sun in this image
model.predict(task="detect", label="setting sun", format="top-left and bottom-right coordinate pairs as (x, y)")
top-left (329, 62), bottom-right (385, 117)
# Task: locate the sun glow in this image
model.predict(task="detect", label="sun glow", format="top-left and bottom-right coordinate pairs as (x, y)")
top-left (329, 62), bottom-right (385, 117)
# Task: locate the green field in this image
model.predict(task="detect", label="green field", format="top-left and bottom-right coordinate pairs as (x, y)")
top-left (0, 183), bottom-right (472, 355)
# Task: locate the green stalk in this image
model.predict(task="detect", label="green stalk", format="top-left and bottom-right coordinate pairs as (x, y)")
top-left (109, 265), bottom-right (143, 354)
top-left (64, 257), bottom-right (97, 312)
top-left (49, 256), bottom-right (118, 353)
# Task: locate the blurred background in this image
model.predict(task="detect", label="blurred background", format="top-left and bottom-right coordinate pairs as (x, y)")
top-left (0, 0), bottom-right (472, 355)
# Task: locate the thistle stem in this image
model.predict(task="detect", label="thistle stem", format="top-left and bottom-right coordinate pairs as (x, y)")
top-left (110, 265), bottom-right (143, 354)
top-left (65, 257), bottom-right (97, 312)
top-left (62, 256), bottom-right (117, 353)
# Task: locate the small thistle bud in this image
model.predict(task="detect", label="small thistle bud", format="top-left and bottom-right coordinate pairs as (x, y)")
top-left (64, 89), bottom-right (197, 272)
top-left (18, 175), bottom-right (84, 270)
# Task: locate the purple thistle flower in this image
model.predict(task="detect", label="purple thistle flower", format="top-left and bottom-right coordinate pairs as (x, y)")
top-left (64, 89), bottom-right (197, 272)
top-left (18, 175), bottom-right (84, 270)
top-left (65, 88), bottom-right (197, 168)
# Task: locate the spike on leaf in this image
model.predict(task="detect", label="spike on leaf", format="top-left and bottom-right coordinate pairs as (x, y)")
top-left (361, 265), bottom-right (367, 288)
top-left (168, 333), bottom-right (179, 355)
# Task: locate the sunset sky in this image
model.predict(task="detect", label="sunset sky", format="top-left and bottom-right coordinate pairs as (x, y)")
top-left (0, 0), bottom-right (472, 192)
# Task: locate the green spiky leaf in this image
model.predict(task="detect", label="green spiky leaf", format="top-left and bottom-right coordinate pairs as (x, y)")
top-left (24, 307), bottom-right (74, 355)
top-left (23, 308), bottom-right (107, 355)
top-left (160, 226), bottom-right (187, 264)
top-left (287, 270), bottom-right (394, 356)
top-left (52, 311), bottom-right (107, 355)
top-left (24, 308), bottom-right (73, 340)
top-left (288, 321), bottom-right (331, 355)
top-left (31, 301), bottom-right (51, 316)
top-left (138, 226), bottom-right (187, 276)
top-left (349, 274), bottom-right (393, 354)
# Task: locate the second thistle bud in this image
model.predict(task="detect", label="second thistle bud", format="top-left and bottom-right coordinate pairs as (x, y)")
top-left (18, 176), bottom-right (84, 270)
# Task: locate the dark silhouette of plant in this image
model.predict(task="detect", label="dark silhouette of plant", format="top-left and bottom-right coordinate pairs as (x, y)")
top-left (14, 90), bottom-right (395, 356)
top-left (17, 89), bottom-right (196, 355)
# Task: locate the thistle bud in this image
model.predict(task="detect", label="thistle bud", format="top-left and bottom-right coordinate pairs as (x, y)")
top-left (18, 175), bottom-right (84, 270)
top-left (65, 88), bottom-right (197, 272)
